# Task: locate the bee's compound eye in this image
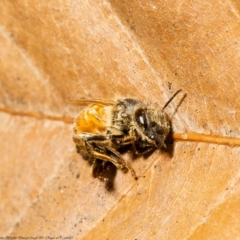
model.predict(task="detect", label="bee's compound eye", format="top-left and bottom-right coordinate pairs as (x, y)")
top-left (135, 109), bottom-right (148, 127)
top-left (139, 115), bottom-right (145, 125)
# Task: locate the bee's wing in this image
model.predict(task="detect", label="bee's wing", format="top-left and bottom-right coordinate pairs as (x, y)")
top-left (68, 98), bottom-right (115, 106)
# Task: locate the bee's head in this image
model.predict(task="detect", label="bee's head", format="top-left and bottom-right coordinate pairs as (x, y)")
top-left (134, 108), bottom-right (170, 148)
top-left (133, 89), bottom-right (182, 148)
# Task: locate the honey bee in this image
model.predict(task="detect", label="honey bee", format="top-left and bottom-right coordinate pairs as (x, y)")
top-left (71, 90), bottom-right (182, 183)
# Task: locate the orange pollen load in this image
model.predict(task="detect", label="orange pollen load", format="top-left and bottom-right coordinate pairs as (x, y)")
top-left (75, 104), bottom-right (107, 134)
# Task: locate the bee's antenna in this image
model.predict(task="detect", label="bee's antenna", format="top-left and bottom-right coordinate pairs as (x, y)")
top-left (162, 89), bottom-right (182, 111)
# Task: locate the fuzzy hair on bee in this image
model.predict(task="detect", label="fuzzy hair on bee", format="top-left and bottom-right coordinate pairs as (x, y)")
top-left (71, 90), bottom-right (182, 184)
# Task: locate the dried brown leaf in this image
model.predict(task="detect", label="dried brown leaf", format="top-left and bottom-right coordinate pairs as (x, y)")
top-left (0, 1), bottom-right (240, 239)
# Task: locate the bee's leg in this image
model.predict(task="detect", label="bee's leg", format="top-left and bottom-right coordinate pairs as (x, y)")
top-left (74, 133), bottom-right (137, 180)
top-left (112, 135), bottom-right (155, 155)
top-left (105, 146), bottom-right (138, 180)
top-left (91, 159), bottom-right (107, 181)
top-left (123, 137), bottom-right (157, 155)
top-left (110, 135), bottom-right (136, 146)
top-left (73, 133), bottom-right (106, 161)
top-left (91, 149), bottom-right (138, 180)
top-left (134, 141), bottom-right (156, 155)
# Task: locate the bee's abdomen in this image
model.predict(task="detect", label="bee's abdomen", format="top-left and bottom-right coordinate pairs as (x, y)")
top-left (74, 104), bottom-right (107, 134)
